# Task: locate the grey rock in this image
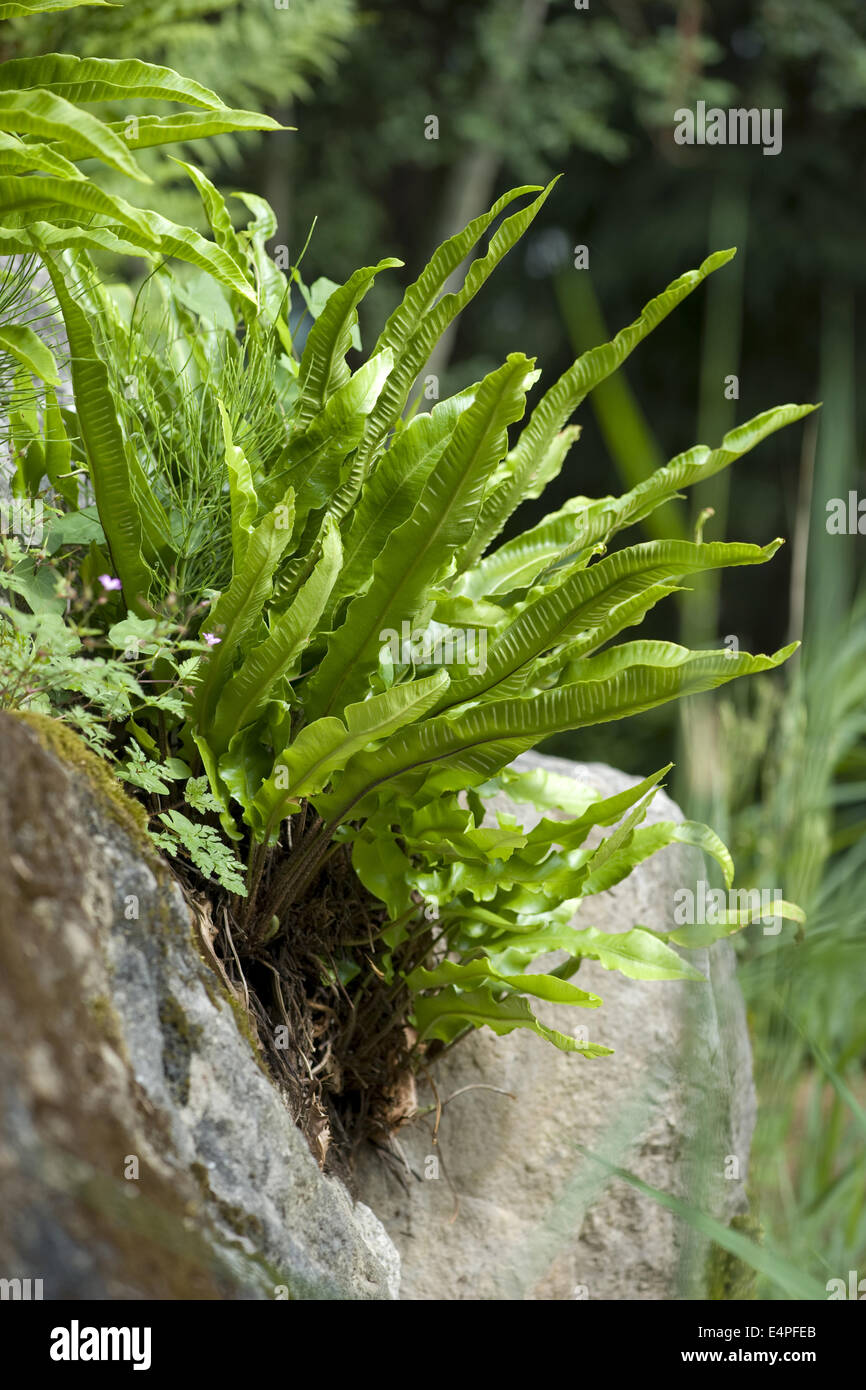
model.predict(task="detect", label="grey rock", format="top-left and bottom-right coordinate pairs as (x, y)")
top-left (355, 752), bottom-right (756, 1300)
top-left (0, 712), bottom-right (398, 1300)
top-left (353, 1201), bottom-right (402, 1300)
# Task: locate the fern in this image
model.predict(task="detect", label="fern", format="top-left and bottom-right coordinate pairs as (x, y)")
top-left (0, 2), bottom-right (812, 1073)
top-left (5, 0), bottom-right (358, 228)
top-left (152, 809), bottom-right (247, 895)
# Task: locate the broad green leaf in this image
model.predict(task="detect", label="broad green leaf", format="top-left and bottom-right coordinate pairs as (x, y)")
top-left (526, 765), bottom-right (672, 850)
top-left (0, 54), bottom-right (224, 108)
top-left (326, 385), bottom-right (478, 621)
top-left (304, 353), bottom-right (538, 717)
top-left (316, 644), bottom-right (797, 824)
top-left (594, 403), bottom-right (819, 553)
top-left (232, 189), bottom-right (277, 242)
top-left (40, 254), bottom-right (159, 615)
top-left (0, 220), bottom-right (157, 261)
top-left (351, 831), bottom-right (415, 921)
top-left (217, 400), bottom-right (259, 564)
top-left (481, 763), bottom-right (601, 817)
top-left (407, 818), bottom-right (528, 864)
top-left (493, 923), bottom-right (706, 982)
top-left (42, 251), bottom-right (173, 556)
top-left (8, 363), bottom-right (45, 493)
top-left (232, 190), bottom-right (288, 325)
top-left (252, 670), bottom-right (450, 839)
top-left (295, 258), bottom-right (402, 432)
top-left (261, 350), bottom-right (394, 529)
top-left (413, 985), bottom-right (612, 1056)
top-left (537, 404), bottom-right (818, 580)
top-left (44, 505), bottom-right (105, 554)
top-left (214, 722), bottom-right (276, 828)
top-left (191, 493), bottom-right (297, 731)
top-left (0, 0), bottom-right (111, 14)
top-left (209, 516), bottom-right (341, 755)
top-left (534, 584), bottom-right (685, 683)
top-left (338, 182), bottom-right (556, 508)
top-left (570, 819), bottom-right (734, 899)
top-left (427, 593), bottom-right (507, 630)
top-left (457, 248), bottom-right (736, 568)
top-left (534, 789), bottom-right (661, 901)
top-left (561, 637), bottom-right (755, 687)
top-left (93, 109), bottom-right (286, 150)
top-left (0, 130), bottom-right (83, 179)
top-left (458, 497), bottom-right (592, 599)
top-left (42, 386), bottom-right (77, 507)
top-left (666, 898), bottom-right (806, 947)
top-left (0, 89), bottom-right (146, 181)
top-left (173, 156), bottom-right (249, 272)
top-left (667, 820), bottom-right (735, 889)
top-left (407, 957), bottom-right (602, 1007)
top-left (438, 538), bottom-right (783, 710)
top-left (7, 178), bottom-right (256, 302)
top-left (0, 323), bottom-right (60, 384)
top-left (106, 613), bottom-right (160, 652)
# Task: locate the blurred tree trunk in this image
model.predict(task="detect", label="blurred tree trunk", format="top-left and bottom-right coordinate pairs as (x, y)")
top-left (681, 172), bottom-right (750, 650)
top-left (420, 0), bottom-right (550, 398)
top-left (677, 173), bottom-right (749, 820)
top-left (264, 101), bottom-right (295, 265)
top-left (553, 268), bottom-right (685, 541)
top-left (803, 288), bottom-right (857, 658)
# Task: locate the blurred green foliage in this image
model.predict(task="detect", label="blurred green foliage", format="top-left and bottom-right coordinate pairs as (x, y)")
top-left (4, 0), bottom-right (358, 225)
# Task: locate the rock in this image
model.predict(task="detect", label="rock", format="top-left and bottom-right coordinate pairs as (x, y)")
top-left (0, 710), bottom-right (755, 1302)
top-left (0, 712), bottom-right (398, 1300)
top-left (354, 752), bottom-right (757, 1300)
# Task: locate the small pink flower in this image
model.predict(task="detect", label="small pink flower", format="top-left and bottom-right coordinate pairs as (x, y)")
top-left (203, 632), bottom-right (221, 646)
top-left (98, 574), bottom-right (122, 592)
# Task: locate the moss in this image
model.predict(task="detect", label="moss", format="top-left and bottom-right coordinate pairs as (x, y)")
top-left (72, 1161), bottom-right (258, 1300)
top-left (10, 710), bottom-right (156, 861)
top-left (199, 973), bottom-right (221, 1011)
top-left (189, 922), bottom-right (270, 1080)
top-left (706, 1211), bottom-right (761, 1300)
top-left (222, 985), bottom-right (270, 1080)
top-left (86, 993), bottom-right (128, 1061)
top-left (157, 994), bottom-right (202, 1107)
top-left (190, 1162), bottom-right (264, 1245)
top-left (187, 1162), bottom-right (310, 1298)
top-left (12, 712), bottom-right (270, 1082)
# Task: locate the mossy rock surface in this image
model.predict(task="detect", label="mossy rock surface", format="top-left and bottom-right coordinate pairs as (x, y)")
top-left (0, 712), bottom-right (398, 1300)
top-left (10, 708), bottom-right (155, 857)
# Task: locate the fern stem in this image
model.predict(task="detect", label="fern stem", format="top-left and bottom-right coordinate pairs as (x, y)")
top-left (243, 839), bottom-right (268, 931)
top-left (258, 815), bottom-right (328, 924)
